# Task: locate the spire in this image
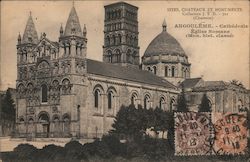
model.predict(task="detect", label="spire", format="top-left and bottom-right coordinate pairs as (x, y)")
top-left (83, 24), bottom-right (87, 37)
top-left (64, 5), bottom-right (83, 37)
top-left (162, 18), bottom-right (167, 32)
top-left (18, 32), bottom-right (22, 44)
top-left (60, 23), bottom-right (64, 36)
top-left (22, 12), bottom-right (39, 44)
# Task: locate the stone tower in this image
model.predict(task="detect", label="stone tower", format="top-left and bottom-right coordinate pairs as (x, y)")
top-left (103, 2), bottom-right (140, 67)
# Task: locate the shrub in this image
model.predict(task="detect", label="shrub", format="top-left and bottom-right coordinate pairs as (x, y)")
top-left (13, 143), bottom-right (38, 160)
top-left (34, 144), bottom-right (64, 162)
top-left (83, 139), bottom-right (112, 159)
top-left (64, 140), bottom-right (85, 160)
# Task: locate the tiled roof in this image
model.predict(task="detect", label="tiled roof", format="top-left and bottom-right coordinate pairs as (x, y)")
top-left (87, 59), bottom-right (177, 90)
top-left (180, 78), bottom-right (203, 89)
top-left (144, 31), bottom-right (186, 57)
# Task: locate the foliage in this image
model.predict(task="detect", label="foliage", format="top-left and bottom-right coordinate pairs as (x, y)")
top-left (111, 104), bottom-right (147, 141)
top-left (176, 88), bottom-right (188, 112)
top-left (102, 134), bottom-right (125, 156)
top-left (11, 143), bottom-right (38, 161)
top-left (141, 137), bottom-right (174, 160)
top-left (152, 107), bottom-right (169, 138)
top-left (1, 88), bottom-right (16, 122)
top-left (230, 79), bottom-right (244, 88)
top-left (64, 140), bottom-right (84, 160)
top-left (111, 105), bottom-right (175, 142)
top-left (83, 138), bottom-right (112, 159)
top-left (198, 93), bottom-right (211, 112)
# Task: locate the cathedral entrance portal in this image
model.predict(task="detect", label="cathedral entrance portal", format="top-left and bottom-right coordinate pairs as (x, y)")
top-left (62, 114), bottom-right (71, 137)
top-left (38, 112), bottom-right (50, 138)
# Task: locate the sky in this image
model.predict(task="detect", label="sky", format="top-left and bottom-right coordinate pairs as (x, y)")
top-left (0, 1), bottom-right (249, 90)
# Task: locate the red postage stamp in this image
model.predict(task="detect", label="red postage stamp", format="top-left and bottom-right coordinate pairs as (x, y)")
top-left (212, 112), bottom-right (248, 155)
top-left (174, 112), bottom-right (214, 156)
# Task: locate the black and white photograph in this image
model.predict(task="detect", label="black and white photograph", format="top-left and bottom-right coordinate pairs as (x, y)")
top-left (0, 1), bottom-right (249, 161)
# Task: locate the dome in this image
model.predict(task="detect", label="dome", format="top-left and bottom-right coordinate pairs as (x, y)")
top-left (143, 21), bottom-right (186, 57)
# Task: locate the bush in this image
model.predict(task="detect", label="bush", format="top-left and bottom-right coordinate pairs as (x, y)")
top-left (141, 137), bottom-right (173, 160)
top-left (102, 134), bottom-right (125, 156)
top-left (83, 138), bottom-right (112, 159)
top-left (13, 143), bottom-right (38, 160)
top-left (64, 140), bottom-right (86, 160)
top-left (35, 144), bottom-right (65, 161)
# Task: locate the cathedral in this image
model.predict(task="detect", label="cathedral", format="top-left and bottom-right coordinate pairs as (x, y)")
top-left (15, 2), bottom-right (249, 138)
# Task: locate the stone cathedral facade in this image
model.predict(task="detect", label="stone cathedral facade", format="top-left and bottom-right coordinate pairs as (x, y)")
top-left (15, 2), bottom-right (249, 138)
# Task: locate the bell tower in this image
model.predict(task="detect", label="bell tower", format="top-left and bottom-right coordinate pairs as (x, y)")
top-left (103, 2), bottom-right (140, 68)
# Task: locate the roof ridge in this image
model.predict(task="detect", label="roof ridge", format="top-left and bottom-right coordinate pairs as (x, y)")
top-left (86, 59), bottom-right (177, 90)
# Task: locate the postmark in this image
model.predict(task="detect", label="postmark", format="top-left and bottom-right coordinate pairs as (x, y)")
top-left (174, 112), bottom-right (214, 156)
top-left (212, 112), bottom-right (248, 155)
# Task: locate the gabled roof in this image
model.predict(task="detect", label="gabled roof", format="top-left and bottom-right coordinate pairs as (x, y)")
top-left (22, 14), bottom-right (39, 44)
top-left (64, 6), bottom-right (83, 37)
top-left (180, 78), bottom-right (203, 89)
top-left (32, 37), bottom-right (59, 52)
top-left (87, 59), bottom-right (177, 90)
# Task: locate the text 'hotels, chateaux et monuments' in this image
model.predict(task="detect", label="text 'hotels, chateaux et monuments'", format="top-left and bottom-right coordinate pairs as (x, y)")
top-left (15, 2), bottom-right (249, 138)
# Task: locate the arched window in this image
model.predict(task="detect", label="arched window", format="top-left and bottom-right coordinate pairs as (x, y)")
top-left (118, 34), bottom-right (122, 44)
top-left (115, 49), bottom-right (121, 62)
top-left (19, 117), bottom-right (25, 123)
top-left (113, 35), bottom-right (116, 45)
top-left (165, 66), bottom-right (168, 77)
top-left (171, 66), bottom-right (175, 77)
top-left (170, 98), bottom-right (175, 111)
top-left (62, 114), bottom-right (70, 137)
top-left (41, 84), bottom-right (48, 103)
top-left (107, 36), bottom-right (110, 46)
top-left (144, 95), bottom-right (150, 109)
top-left (108, 51), bottom-right (112, 63)
top-left (131, 93), bottom-right (138, 106)
top-left (131, 95), bottom-right (135, 105)
top-left (126, 34), bottom-right (129, 44)
top-left (153, 66), bottom-right (157, 74)
top-left (126, 49), bottom-right (131, 63)
top-left (94, 89), bottom-right (100, 108)
top-left (159, 97), bottom-right (165, 109)
top-left (108, 91), bottom-right (113, 109)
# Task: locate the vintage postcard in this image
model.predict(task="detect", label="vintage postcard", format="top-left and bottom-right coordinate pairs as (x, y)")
top-left (0, 0), bottom-right (249, 162)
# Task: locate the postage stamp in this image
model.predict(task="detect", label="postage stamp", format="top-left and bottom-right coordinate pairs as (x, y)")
top-left (174, 112), bottom-right (214, 156)
top-left (212, 112), bottom-right (248, 155)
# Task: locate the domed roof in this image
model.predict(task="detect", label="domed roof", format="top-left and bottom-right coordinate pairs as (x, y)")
top-left (144, 20), bottom-right (186, 57)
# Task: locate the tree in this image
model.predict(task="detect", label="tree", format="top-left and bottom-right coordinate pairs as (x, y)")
top-left (111, 105), bottom-right (147, 141)
top-left (198, 93), bottom-right (211, 112)
top-left (1, 89), bottom-right (16, 122)
top-left (152, 107), bottom-right (169, 138)
top-left (0, 89), bottom-right (16, 135)
top-left (176, 87), bottom-right (188, 112)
